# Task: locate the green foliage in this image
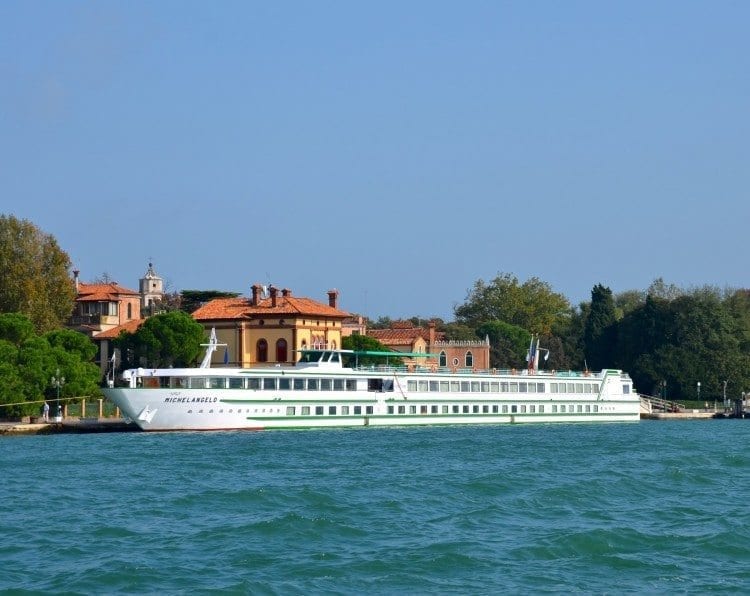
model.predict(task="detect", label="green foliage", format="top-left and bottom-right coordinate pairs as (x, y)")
top-left (475, 320), bottom-right (530, 369)
top-left (180, 290), bottom-right (240, 314)
top-left (341, 334), bottom-right (403, 367)
top-left (0, 313), bottom-right (101, 418)
top-left (115, 311), bottom-right (206, 368)
top-left (0, 215), bottom-right (76, 333)
top-left (454, 272), bottom-right (570, 335)
top-left (583, 284), bottom-right (617, 370)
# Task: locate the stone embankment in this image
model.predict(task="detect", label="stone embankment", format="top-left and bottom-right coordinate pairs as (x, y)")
top-left (0, 419), bottom-right (136, 435)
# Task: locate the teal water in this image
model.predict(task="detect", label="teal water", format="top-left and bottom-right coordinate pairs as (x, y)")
top-left (2, 421), bottom-right (750, 594)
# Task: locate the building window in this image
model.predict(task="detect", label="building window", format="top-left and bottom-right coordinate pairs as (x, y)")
top-left (257, 339), bottom-right (268, 362)
top-left (465, 351), bottom-right (474, 368)
top-left (276, 338), bottom-right (288, 362)
top-left (127, 303), bottom-right (132, 319)
top-left (439, 351), bottom-right (447, 367)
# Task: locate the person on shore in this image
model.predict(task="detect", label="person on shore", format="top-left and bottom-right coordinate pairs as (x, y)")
top-left (42, 401), bottom-right (49, 422)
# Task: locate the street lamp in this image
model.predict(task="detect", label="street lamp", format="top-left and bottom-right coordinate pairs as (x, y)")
top-left (51, 368), bottom-right (65, 422)
top-left (723, 380), bottom-right (728, 410)
top-left (697, 382), bottom-right (701, 408)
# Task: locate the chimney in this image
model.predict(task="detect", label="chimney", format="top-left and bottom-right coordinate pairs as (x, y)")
top-left (73, 269), bottom-right (80, 293)
top-left (251, 284), bottom-right (261, 306)
top-left (282, 288), bottom-right (291, 297)
top-left (428, 320), bottom-right (436, 348)
top-left (270, 285), bottom-right (278, 307)
top-left (327, 289), bottom-right (339, 309)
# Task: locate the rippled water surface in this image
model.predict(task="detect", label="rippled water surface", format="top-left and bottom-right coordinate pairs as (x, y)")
top-left (2, 420), bottom-right (750, 593)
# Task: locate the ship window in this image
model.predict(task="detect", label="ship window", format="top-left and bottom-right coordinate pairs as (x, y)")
top-left (247, 378), bottom-right (260, 390)
top-left (585, 405), bottom-right (591, 412)
top-left (509, 382), bottom-right (518, 392)
top-left (529, 405), bottom-right (535, 413)
top-left (492, 405), bottom-right (498, 413)
top-left (431, 405), bottom-right (438, 414)
top-left (452, 405), bottom-right (459, 413)
top-left (418, 380), bottom-right (428, 392)
top-left (511, 405), bottom-right (517, 413)
top-left (537, 383), bottom-right (545, 393)
top-left (315, 406), bottom-right (324, 415)
top-left (576, 383), bottom-right (584, 393)
top-left (301, 406), bottom-right (310, 415)
top-left (471, 382), bottom-right (480, 392)
top-left (388, 406), bottom-right (394, 414)
top-left (463, 405), bottom-right (469, 413)
top-left (346, 379), bottom-right (357, 391)
top-left (279, 378), bottom-right (290, 390)
top-left (229, 378), bottom-right (244, 389)
top-left (333, 379), bottom-right (344, 391)
top-left (410, 405), bottom-right (417, 414)
top-left (307, 379), bottom-right (319, 390)
top-left (286, 406), bottom-right (295, 415)
top-left (567, 383), bottom-right (575, 393)
top-left (321, 379), bottom-right (332, 391)
top-left (552, 405), bottom-right (558, 412)
top-left (353, 406), bottom-right (361, 415)
top-left (539, 405), bottom-right (545, 413)
top-left (577, 405), bottom-right (583, 412)
top-left (520, 405), bottom-right (527, 413)
top-left (442, 405), bottom-right (449, 413)
top-left (551, 383), bottom-right (558, 392)
top-left (490, 382), bottom-right (499, 392)
top-left (500, 382), bottom-right (509, 392)
top-left (483, 405), bottom-right (489, 413)
top-left (623, 384), bottom-right (630, 394)
top-left (366, 406), bottom-right (373, 414)
top-left (398, 405), bottom-right (405, 414)
top-left (481, 382), bottom-right (489, 392)
top-left (293, 378), bottom-right (304, 390)
top-left (263, 378), bottom-right (276, 390)
top-left (190, 378), bottom-right (206, 389)
top-left (460, 382), bottom-right (469, 392)
top-left (594, 404), bottom-right (599, 412)
top-left (209, 378), bottom-right (225, 389)
top-left (502, 405), bottom-right (509, 413)
top-left (519, 382), bottom-right (527, 393)
top-left (440, 381), bottom-right (449, 392)
top-left (450, 381), bottom-right (460, 392)
top-left (341, 405), bottom-right (349, 415)
top-left (407, 380), bottom-right (417, 392)
top-left (429, 381), bottom-right (439, 392)
top-left (329, 406), bottom-right (336, 415)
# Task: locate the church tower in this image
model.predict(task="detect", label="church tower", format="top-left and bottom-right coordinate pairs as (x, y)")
top-left (139, 261), bottom-right (164, 313)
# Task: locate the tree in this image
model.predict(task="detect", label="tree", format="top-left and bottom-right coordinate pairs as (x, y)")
top-left (0, 215), bottom-right (76, 332)
top-left (341, 334), bottom-right (403, 367)
top-left (475, 320), bottom-right (530, 369)
top-left (583, 284), bottom-right (617, 370)
top-left (115, 311), bottom-right (206, 368)
top-left (454, 273), bottom-right (570, 335)
top-left (0, 313), bottom-right (101, 417)
top-left (180, 290), bottom-right (240, 314)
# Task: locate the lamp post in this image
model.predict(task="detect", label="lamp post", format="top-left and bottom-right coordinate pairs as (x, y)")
top-left (723, 380), bottom-right (728, 411)
top-left (697, 382), bottom-right (701, 409)
top-left (51, 368), bottom-right (65, 422)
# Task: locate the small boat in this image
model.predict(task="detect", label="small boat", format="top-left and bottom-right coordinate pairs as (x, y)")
top-left (103, 330), bottom-right (640, 431)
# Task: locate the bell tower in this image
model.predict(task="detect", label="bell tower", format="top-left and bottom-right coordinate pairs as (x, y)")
top-left (139, 261), bottom-right (164, 313)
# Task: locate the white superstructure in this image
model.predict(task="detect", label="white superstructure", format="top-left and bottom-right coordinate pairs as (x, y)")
top-left (104, 333), bottom-right (640, 431)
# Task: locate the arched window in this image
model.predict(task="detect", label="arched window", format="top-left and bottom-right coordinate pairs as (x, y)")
top-left (276, 338), bottom-right (287, 362)
top-left (439, 351), bottom-right (447, 367)
top-left (257, 339), bottom-right (268, 362)
top-left (465, 351), bottom-right (474, 368)
top-left (127, 303), bottom-right (132, 319)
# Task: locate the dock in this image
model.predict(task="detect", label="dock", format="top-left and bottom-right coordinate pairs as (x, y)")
top-left (0, 419), bottom-right (137, 436)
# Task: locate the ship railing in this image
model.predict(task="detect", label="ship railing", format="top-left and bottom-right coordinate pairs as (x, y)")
top-left (352, 364), bottom-right (604, 377)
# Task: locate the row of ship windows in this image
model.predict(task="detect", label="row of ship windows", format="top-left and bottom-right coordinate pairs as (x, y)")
top-left (144, 376), bottom-right (604, 395)
top-left (407, 380), bottom-right (601, 394)
top-left (185, 404), bottom-right (600, 415)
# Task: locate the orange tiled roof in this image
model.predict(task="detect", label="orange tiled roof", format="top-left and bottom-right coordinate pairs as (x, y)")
top-left (193, 295), bottom-right (349, 321)
top-left (368, 327), bottom-right (445, 345)
top-left (77, 282), bottom-right (139, 302)
top-left (93, 319), bottom-right (144, 339)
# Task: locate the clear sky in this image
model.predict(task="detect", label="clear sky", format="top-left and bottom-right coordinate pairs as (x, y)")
top-left (2, 1), bottom-right (748, 320)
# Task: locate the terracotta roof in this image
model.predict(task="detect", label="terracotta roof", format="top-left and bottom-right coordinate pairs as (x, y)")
top-left (77, 282), bottom-right (139, 302)
top-left (368, 327), bottom-right (446, 345)
top-left (192, 295), bottom-right (350, 321)
top-left (93, 319), bottom-right (144, 339)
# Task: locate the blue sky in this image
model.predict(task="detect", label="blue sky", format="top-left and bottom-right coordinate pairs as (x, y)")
top-left (2, 1), bottom-right (748, 320)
